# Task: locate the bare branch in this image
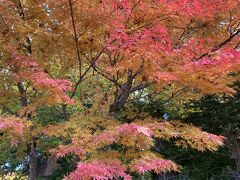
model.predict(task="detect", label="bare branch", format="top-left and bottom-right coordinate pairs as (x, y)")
top-left (130, 83), bottom-right (150, 93)
top-left (197, 28), bottom-right (240, 60)
top-left (69, 0), bottom-right (82, 78)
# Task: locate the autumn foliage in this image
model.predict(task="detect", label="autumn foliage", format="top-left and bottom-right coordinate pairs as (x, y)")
top-left (0, 0), bottom-right (240, 179)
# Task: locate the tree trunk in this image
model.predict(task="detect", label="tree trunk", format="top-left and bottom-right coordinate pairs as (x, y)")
top-left (41, 156), bottom-right (58, 177)
top-left (29, 139), bottom-right (38, 180)
top-left (226, 132), bottom-right (240, 180)
top-left (17, 82), bottom-right (28, 107)
top-left (108, 73), bottom-right (133, 116)
top-left (108, 89), bottom-right (130, 116)
top-left (62, 104), bottom-right (69, 120)
top-left (17, 82), bottom-right (38, 179)
top-left (233, 172), bottom-right (240, 180)
top-left (232, 135), bottom-right (240, 180)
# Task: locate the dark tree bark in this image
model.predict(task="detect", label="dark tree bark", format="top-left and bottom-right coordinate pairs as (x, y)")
top-left (109, 83), bottom-right (132, 116)
top-left (233, 172), bottom-right (240, 180)
top-left (40, 156), bottom-right (58, 177)
top-left (17, 82), bottom-right (28, 107)
top-left (108, 71), bottom-right (134, 116)
top-left (17, 82), bottom-right (38, 180)
top-left (29, 139), bottom-right (38, 180)
top-left (62, 104), bottom-right (69, 120)
top-left (108, 59), bottom-right (149, 116)
top-left (228, 133), bottom-right (240, 180)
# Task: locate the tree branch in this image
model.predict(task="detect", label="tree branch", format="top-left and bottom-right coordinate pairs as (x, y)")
top-left (130, 83), bottom-right (150, 93)
top-left (69, 0), bottom-right (82, 78)
top-left (197, 28), bottom-right (240, 60)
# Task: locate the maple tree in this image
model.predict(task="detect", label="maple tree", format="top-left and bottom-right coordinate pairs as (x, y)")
top-left (0, 0), bottom-right (240, 179)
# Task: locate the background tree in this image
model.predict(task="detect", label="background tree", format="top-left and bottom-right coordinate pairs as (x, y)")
top-left (183, 81), bottom-right (240, 179)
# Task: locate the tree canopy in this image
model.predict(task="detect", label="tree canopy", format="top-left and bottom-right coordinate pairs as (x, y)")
top-left (0, 0), bottom-right (239, 179)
